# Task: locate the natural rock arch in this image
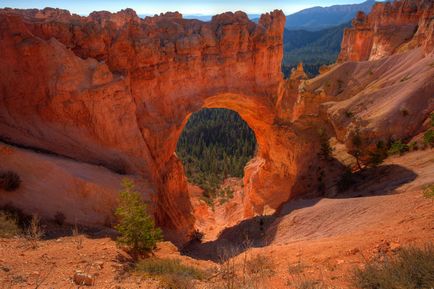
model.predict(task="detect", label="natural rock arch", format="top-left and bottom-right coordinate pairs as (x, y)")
top-left (0, 8), bottom-right (323, 242)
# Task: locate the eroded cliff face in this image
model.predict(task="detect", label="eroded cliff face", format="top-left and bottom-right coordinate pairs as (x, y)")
top-left (338, 0), bottom-right (434, 62)
top-left (0, 8), bottom-right (323, 243)
top-left (293, 0), bottom-right (434, 162)
top-left (1, 0), bottom-right (432, 244)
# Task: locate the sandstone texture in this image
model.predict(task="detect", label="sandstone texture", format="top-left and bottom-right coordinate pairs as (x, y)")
top-left (0, 0), bottom-right (433, 243)
top-left (289, 0), bottom-right (434, 161)
top-left (0, 141), bottom-right (154, 226)
top-left (338, 0), bottom-right (434, 62)
top-left (1, 8), bottom-right (310, 242)
top-left (1, 150), bottom-right (433, 289)
top-left (295, 48), bottom-right (434, 158)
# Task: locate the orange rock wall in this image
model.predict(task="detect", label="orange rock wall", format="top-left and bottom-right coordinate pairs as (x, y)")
top-left (0, 8), bottom-right (324, 242)
top-left (2, 1), bottom-right (432, 243)
top-left (338, 0), bottom-right (434, 62)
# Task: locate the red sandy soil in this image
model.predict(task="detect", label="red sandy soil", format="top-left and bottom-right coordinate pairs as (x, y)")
top-left (1, 149), bottom-right (433, 288)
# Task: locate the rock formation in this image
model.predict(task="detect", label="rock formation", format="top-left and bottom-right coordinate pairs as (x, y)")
top-left (0, 141), bottom-right (141, 226)
top-left (1, 8), bottom-right (319, 243)
top-left (0, 0), bottom-right (433, 244)
top-left (300, 0), bottom-right (434, 157)
top-left (338, 0), bottom-right (434, 62)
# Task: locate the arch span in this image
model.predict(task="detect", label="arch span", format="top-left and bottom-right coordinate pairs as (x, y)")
top-left (0, 8), bottom-right (323, 243)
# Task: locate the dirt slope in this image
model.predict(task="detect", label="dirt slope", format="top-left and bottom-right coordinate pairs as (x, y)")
top-left (2, 150), bottom-right (431, 288)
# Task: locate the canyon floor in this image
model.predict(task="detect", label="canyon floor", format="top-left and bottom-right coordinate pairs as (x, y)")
top-left (0, 149), bottom-right (433, 289)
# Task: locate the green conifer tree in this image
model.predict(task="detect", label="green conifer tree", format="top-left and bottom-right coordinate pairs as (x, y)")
top-left (115, 179), bottom-right (162, 255)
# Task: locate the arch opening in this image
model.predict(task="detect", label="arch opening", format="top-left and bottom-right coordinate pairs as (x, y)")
top-left (176, 108), bottom-right (257, 206)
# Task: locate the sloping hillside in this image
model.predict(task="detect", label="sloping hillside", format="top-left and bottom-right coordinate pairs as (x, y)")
top-left (181, 149), bottom-right (434, 288)
top-left (1, 149), bottom-right (432, 288)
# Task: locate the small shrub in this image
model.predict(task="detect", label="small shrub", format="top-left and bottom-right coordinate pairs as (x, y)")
top-left (213, 248), bottom-right (277, 289)
top-left (288, 261), bottom-right (306, 274)
top-left (0, 204), bottom-right (31, 228)
top-left (246, 254), bottom-right (275, 278)
top-left (225, 187), bottom-right (234, 199)
top-left (409, 141), bottom-right (418, 151)
top-left (217, 186), bottom-right (235, 205)
top-left (400, 75), bottom-right (411, 82)
top-left (159, 274), bottom-right (195, 289)
top-left (0, 171), bottom-right (21, 192)
top-left (54, 211), bottom-right (66, 226)
top-left (387, 140), bottom-right (409, 156)
top-left (423, 184), bottom-right (434, 200)
top-left (400, 108), bottom-right (409, 117)
top-left (243, 254), bottom-right (276, 288)
top-left (136, 258), bottom-right (207, 288)
top-left (115, 178), bottom-right (163, 255)
top-left (424, 129), bottom-right (434, 147)
top-left (287, 258), bottom-right (325, 289)
top-left (26, 214), bottom-right (44, 247)
top-left (287, 278), bottom-right (326, 289)
top-left (71, 223), bottom-right (83, 249)
top-left (28, 214), bottom-right (43, 237)
top-left (345, 111), bottom-right (354, 118)
top-left (352, 244), bottom-right (434, 289)
top-left (0, 211), bottom-right (20, 237)
top-left (189, 229), bottom-right (204, 243)
top-left (368, 140), bottom-right (388, 167)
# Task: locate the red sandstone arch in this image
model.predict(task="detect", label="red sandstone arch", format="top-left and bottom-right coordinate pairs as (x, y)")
top-left (0, 8), bottom-right (322, 242)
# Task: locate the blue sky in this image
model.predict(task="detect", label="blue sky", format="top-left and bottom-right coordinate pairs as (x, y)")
top-left (1, 0), bottom-right (371, 15)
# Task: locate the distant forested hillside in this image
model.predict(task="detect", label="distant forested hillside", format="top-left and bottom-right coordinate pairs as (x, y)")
top-left (282, 21), bottom-right (351, 77)
top-left (285, 0), bottom-right (374, 31)
top-left (176, 109), bottom-right (256, 197)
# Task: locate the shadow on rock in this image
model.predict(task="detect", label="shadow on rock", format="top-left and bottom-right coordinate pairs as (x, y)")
top-left (181, 164), bottom-right (417, 262)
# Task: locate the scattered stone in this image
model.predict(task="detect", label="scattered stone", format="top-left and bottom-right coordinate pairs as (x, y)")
top-left (346, 248), bottom-right (360, 255)
top-left (93, 261), bottom-right (104, 270)
top-left (390, 241), bottom-right (401, 252)
top-left (11, 275), bottom-right (27, 283)
top-left (73, 271), bottom-right (95, 286)
top-left (374, 240), bottom-right (390, 254)
top-left (31, 271), bottom-right (40, 276)
top-left (111, 263), bottom-right (124, 269)
top-left (1, 265), bottom-right (10, 272)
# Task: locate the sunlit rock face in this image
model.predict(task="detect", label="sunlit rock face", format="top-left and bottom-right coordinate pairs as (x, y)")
top-left (294, 0), bottom-right (434, 162)
top-left (0, 8), bottom-right (323, 243)
top-left (1, 0), bottom-right (432, 244)
top-left (338, 0), bottom-right (434, 62)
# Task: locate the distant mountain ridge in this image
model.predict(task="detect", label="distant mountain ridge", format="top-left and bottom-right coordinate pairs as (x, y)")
top-left (137, 1), bottom-right (375, 26)
top-left (285, 0), bottom-right (376, 31)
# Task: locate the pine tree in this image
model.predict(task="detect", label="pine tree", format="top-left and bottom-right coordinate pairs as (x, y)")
top-left (115, 179), bottom-right (162, 255)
